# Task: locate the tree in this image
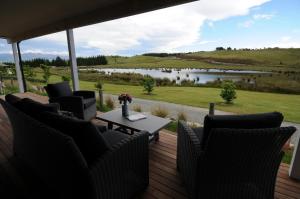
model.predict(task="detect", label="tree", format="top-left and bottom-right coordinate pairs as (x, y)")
top-left (40, 64), bottom-right (51, 83)
top-left (220, 80), bottom-right (237, 103)
top-left (61, 75), bottom-right (71, 82)
top-left (142, 76), bottom-right (155, 95)
top-left (95, 80), bottom-right (104, 108)
top-left (227, 47), bottom-right (232, 51)
top-left (216, 47), bottom-right (225, 51)
top-left (52, 56), bottom-right (67, 67)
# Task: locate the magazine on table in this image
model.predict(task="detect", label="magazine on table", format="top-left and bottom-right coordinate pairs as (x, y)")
top-left (127, 113), bottom-right (147, 121)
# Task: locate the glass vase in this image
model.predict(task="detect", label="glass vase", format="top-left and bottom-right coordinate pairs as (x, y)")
top-left (122, 101), bottom-right (129, 117)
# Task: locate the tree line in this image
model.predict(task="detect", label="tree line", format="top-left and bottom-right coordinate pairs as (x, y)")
top-left (5, 55), bottom-right (108, 67)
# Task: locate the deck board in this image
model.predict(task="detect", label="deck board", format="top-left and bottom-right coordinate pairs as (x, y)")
top-left (0, 92), bottom-right (300, 199)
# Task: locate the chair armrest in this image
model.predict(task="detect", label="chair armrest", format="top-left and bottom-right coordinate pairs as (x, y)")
top-left (50, 96), bottom-right (84, 116)
top-left (73, 90), bottom-right (95, 99)
top-left (177, 121), bottom-right (202, 157)
top-left (177, 121), bottom-right (203, 197)
top-left (90, 131), bottom-right (149, 199)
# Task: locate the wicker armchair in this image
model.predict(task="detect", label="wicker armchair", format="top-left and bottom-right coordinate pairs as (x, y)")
top-left (1, 99), bottom-right (149, 199)
top-left (44, 81), bottom-right (96, 120)
top-left (177, 119), bottom-right (296, 199)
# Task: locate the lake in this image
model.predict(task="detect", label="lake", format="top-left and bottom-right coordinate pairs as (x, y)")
top-left (85, 68), bottom-right (269, 84)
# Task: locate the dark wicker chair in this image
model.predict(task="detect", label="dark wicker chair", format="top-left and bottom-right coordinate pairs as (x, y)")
top-left (44, 81), bottom-right (96, 120)
top-left (0, 99), bottom-right (149, 199)
top-left (177, 115), bottom-right (296, 199)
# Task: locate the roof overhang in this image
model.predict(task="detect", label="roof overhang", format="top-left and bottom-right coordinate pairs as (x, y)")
top-left (0, 0), bottom-right (197, 43)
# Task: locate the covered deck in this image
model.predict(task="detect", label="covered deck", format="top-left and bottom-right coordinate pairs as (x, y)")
top-left (0, 93), bottom-right (299, 199)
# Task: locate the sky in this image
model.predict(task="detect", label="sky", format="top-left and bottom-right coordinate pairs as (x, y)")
top-left (0, 0), bottom-right (300, 57)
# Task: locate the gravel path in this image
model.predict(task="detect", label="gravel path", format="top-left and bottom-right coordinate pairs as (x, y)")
top-left (103, 94), bottom-right (300, 145)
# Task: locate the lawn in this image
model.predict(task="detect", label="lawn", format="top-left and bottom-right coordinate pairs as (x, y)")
top-left (29, 68), bottom-right (300, 123)
top-left (78, 80), bottom-right (300, 123)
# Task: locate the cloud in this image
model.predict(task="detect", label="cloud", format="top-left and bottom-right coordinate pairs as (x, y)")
top-left (270, 36), bottom-right (300, 48)
top-left (239, 20), bottom-right (255, 28)
top-left (22, 49), bottom-right (69, 55)
top-left (32, 0), bottom-right (271, 55)
top-left (239, 12), bottom-right (274, 28)
top-left (253, 13), bottom-right (274, 20)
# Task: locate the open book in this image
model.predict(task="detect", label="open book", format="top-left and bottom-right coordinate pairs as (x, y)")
top-left (127, 113), bottom-right (147, 121)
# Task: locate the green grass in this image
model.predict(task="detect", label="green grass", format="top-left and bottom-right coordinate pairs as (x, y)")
top-left (79, 81), bottom-right (300, 123)
top-left (282, 149), bottom-right (293, 164)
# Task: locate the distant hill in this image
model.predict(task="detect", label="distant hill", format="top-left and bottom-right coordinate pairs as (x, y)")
top-left (126, 48), bottom-right (300, 71)
top-left (0, 53), bottom-right (68, 62)
top-left (185, 48), bottom-right (300, 67)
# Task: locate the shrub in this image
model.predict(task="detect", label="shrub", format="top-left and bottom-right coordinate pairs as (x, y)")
top-left (142, 76), bottom-right (155, 95)
top-left (133, 105), bottom-right (142, 112)
top-left (177, 111), bottom-right (187, 121)
top-left (61, 75), bottom-right (71, 82)
top-left (220, 80), bottom-right (237, 103)
top-left (151, 106), bottom-right (169, 118)
top-left (95, 80), bottom-right (103, 90)
top-left (105, 96), bottom-right (115, 109)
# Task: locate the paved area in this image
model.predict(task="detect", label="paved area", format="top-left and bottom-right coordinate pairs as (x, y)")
top-left (104, 94), bottom-right (300, 145)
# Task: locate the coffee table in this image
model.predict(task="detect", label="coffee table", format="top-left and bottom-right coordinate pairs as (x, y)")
top-left (96, 109), bottom-right (171, 142)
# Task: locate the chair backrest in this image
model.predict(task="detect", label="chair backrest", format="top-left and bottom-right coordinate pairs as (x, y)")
top-left (201, 112), bottom-right (284, 149)
top-left (199, 127), bottom-right (295, 198)
top-left (44, 81), bottom-right (73, 98)
top-left (0, 99), bottom-right (95, 199)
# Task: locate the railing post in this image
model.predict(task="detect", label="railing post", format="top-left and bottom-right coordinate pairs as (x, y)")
top-left (209, 103), bottom-right (215, 115)
top-left (66, 29), bottom-right (79, 91)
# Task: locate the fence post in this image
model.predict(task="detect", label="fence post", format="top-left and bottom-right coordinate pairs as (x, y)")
top-left (209, 103), bottom-right (215, 115)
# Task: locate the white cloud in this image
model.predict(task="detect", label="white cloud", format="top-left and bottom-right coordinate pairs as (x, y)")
top-left (22, 49), bottom-right (68, 55)
top-left (253, 13), bottom-right (274, 20)
top-left (239, 12), bottom-right (274, 28)
top-left (270, 36), bottom-right (300, 48)
top-left (239, 20), bottom-right (255, 28)
top-left (198, 40), bottom-right (218, 45)
top-left (34, 0), bottom-right (271, 55)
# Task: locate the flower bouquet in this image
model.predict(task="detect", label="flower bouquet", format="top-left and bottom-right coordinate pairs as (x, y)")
top-left (118, 93), bottom-right (132, 117)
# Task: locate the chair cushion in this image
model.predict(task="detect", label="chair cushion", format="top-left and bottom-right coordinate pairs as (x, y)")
top-left (45, 81), bottom-right (73, 98)
top-left (102, 130), bottom-right (130, 146)
top-left (95, 125), bottom-right (107, 133)
top-left (14, 98), bottom-right (60, 118)
top-left (39, 111), bottom-right (110, 165)
top-left (83, 98), bottom-right (96, 109)
top-left (202, 112), bottom-right (284, 149)
top-left (5, 94), bottom-right (22, 105)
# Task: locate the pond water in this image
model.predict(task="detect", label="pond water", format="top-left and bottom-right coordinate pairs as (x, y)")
top-left (87, 68), bottom-right (269, 84)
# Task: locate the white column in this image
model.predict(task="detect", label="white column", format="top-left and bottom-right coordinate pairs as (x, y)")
top-left (289, 135), bottom-right (300, 180)
top-left (11, 43), bottom-right (25, 93)
top-left (66, 29), bottom-right (79, 91)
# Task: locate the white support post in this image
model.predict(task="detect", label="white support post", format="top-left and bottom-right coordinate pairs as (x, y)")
top-left (11, 42), bottom-right (25, 93)
top-left (289, 134), bottom-right (300, 180)
top-left (66, 29), bottom-right (79, 91)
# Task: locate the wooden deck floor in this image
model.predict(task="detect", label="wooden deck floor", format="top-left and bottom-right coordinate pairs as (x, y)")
top-left (0, 93), bottom-right (300, 199)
